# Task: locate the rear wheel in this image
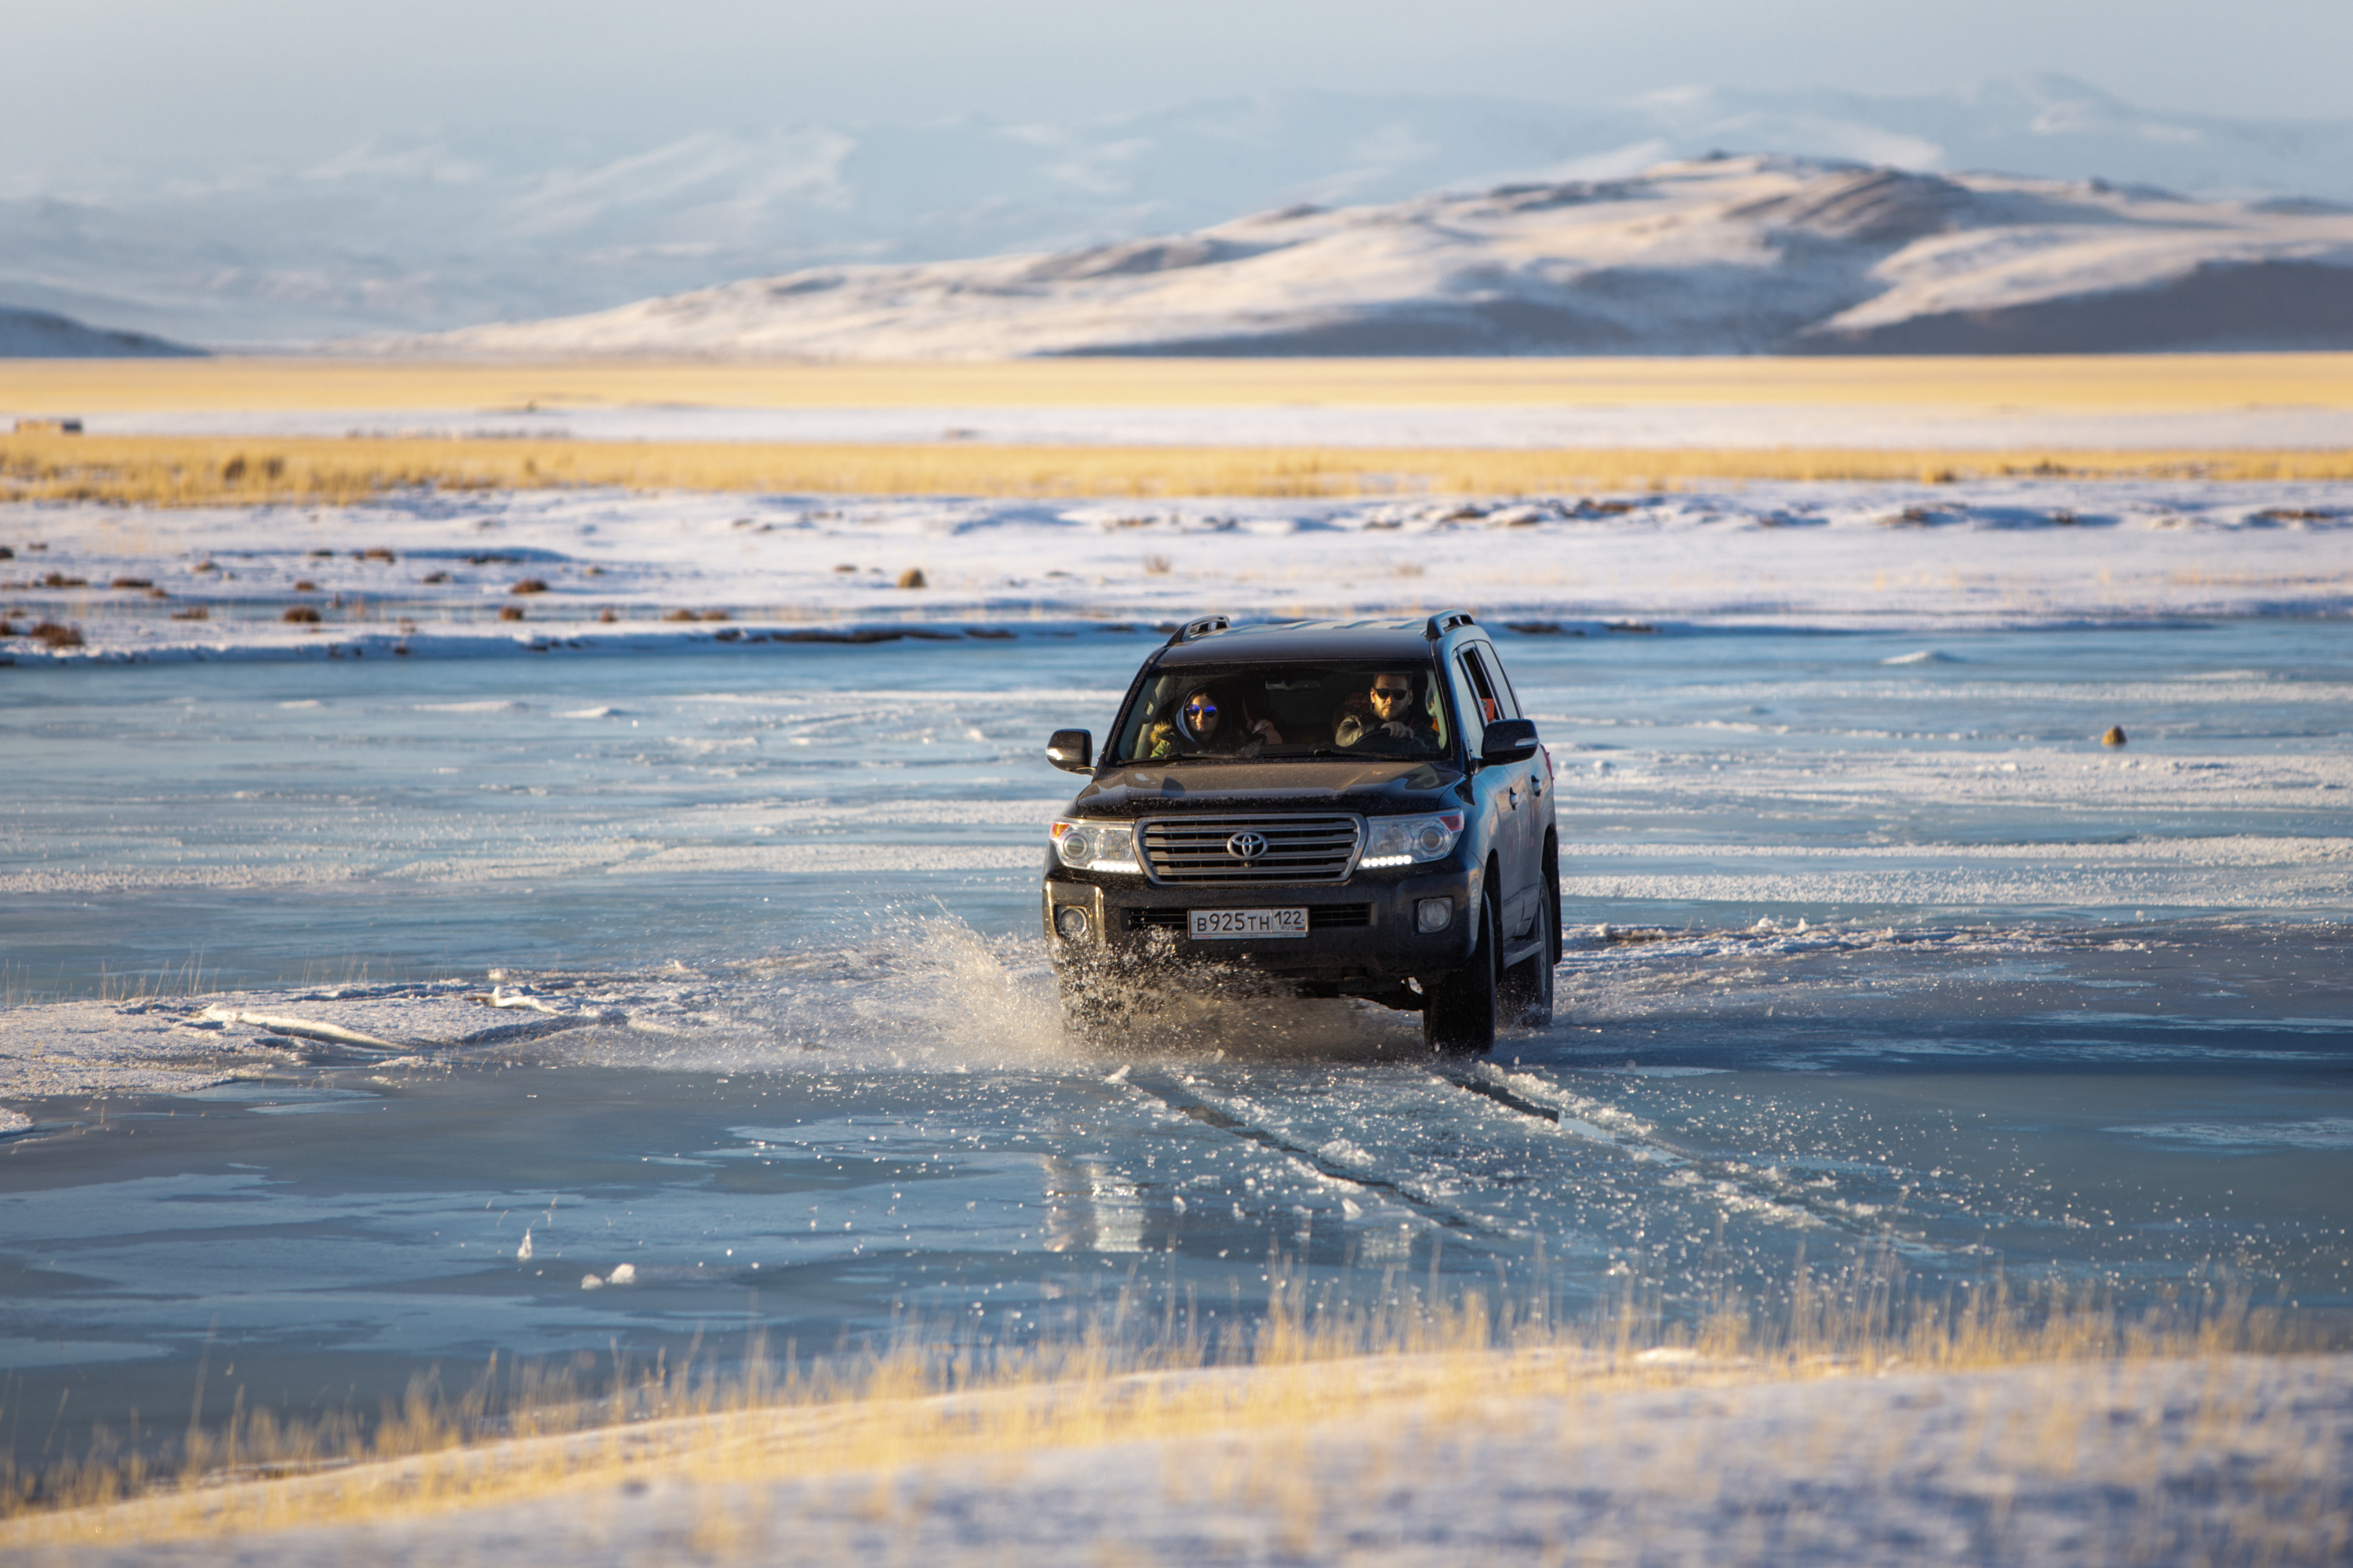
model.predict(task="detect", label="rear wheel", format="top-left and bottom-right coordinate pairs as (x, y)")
top-left (1423, 891), bottom-right (1499, 1055)
top-left (1500, 890), bottom-right (1555, 1028)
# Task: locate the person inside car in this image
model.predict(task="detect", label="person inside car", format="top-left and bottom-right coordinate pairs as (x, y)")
top-left (1146, 684), bottom-right (1282, 758)
top-left (1333, 671), bottom-right (1438, 751)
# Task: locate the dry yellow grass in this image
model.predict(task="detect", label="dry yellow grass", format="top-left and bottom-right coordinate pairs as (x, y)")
top-left (7, 355), bottom-right (2344, 504)
top-left (0, 1261), bottom-right (2322, 1551)
top-left (3, 353), bottom-right (2351, 413)
top-left (5, 431), bottom-right (2350, 508)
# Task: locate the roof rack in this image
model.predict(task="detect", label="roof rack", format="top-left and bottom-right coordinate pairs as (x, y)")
top-left (1424, 610), bottom-right (1476, 638)
top-left (1168, 614), bottom-right (1231, 645)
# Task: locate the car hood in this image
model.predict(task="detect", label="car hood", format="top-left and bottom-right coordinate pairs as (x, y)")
top-left (1066, 759), bottom-right (1468, 818)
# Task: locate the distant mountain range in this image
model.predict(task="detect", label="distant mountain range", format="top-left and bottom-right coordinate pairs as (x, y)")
top-left (370, 155), bottom-right (2353, 358)
top-left (0, 306), bottom-right (202, 358)
top-left (6, 76), bottom-right (2353, 349)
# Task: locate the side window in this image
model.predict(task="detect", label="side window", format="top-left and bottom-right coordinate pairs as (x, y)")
top-left (1459, 647), bottom-right (1511, 726)
top-left (1476, 644), bottom-right (1523, 720)
top-left (1449, 652), bottom-right (1487, 750)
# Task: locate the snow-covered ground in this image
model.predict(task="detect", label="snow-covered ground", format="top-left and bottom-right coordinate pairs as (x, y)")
top-left (375, 158), bottom-right (2353, 358)
top-left (23, 1352), bottom-right (2351, 1566)
top-left (5, 478), bottom-right (2351, 668)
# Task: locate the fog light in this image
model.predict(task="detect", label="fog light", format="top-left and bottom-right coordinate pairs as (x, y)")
top-left (1054, 905), bottom-right (1092, 942)
top-left (1416, 897), bottom-right (1453, 933)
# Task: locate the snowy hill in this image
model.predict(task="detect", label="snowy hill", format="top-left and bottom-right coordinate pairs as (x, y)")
top-left (0, 306), bottom-right (203, 358)
top-left (376, 156), bottom-right (2353, 358)
top-left (7, 78), bottom-right (2353, 347)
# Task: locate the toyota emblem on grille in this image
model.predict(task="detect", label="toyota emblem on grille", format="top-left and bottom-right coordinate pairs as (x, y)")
top-left (1226, 831), bottom-right (1269, 861)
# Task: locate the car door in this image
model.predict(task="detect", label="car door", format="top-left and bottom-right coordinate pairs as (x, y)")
top-left (1453, 642), bottom-right (1537, 945)
top-left (1481, 641), bottom-right (1553, 947)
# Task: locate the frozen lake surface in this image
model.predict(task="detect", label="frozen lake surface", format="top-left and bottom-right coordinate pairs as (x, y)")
top-left (4, 609), bottom-right (2351, 1472)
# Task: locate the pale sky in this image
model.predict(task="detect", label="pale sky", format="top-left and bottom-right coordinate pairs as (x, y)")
top-left (10, 0), bottom-right (2350, 176)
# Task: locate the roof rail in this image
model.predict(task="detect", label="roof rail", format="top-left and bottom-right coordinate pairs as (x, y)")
top-left (1424, 609), bottom-right (1476, 638)
top-left (1169, 614), bottom-right (1231, 644)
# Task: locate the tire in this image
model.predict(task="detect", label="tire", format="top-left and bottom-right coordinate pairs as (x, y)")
top-left (1545, 846), bottom-right (1563, 970)
top-left (1424, 889), bottom-right (1499, 1055)
top-left (1500, 887), bottom-right (1555, 1028)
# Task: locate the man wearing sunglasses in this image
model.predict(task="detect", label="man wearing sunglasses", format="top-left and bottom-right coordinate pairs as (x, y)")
top-left (1333, 672), bottom-right (1438, 751)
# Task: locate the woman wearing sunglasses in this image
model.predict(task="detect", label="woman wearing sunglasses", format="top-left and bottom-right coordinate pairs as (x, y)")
top-left (1145, 685), bottom-right (1283, 759)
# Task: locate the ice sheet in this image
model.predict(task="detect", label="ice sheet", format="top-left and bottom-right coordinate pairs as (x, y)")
top-left (5, 908), bottom-right (2348, 1486)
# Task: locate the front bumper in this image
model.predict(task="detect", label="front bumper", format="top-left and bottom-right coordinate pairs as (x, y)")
top-left (1042, 863), bottom-right (1479, 984)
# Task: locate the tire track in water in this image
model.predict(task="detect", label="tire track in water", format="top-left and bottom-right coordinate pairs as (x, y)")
top-left (1120, 1068), bottom-right (1517, 1243)
top-left (1126, 1060), bottom-right (1858, 1253)
top-left (1432, 1063), bottom-right (1928, 1246)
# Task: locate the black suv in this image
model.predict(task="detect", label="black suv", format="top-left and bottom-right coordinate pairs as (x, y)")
top-left (1042, 612), bottom-right (1561, 1053)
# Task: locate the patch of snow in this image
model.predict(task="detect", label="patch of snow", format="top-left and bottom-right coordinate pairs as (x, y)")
top-left (0, 980), bottom-right (630, 1097)
top-left (4, 478), bottom-right (2350, 670)
top-left (2105, 1118), bottom-right (2353, 1149)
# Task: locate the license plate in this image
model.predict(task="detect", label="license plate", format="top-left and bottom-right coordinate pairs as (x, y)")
top-left (1188, 908), bottom-right (1309, 940)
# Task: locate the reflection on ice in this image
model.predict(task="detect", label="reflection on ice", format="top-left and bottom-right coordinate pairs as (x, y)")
top-left (1042, 1159), bottom-right (1145, 1253)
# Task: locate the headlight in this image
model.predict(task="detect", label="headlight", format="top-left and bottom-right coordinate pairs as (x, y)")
top-left (1051, 818), bottom-right (1140, 872)
top-left (1358, 811), bottom-right (1465, 869)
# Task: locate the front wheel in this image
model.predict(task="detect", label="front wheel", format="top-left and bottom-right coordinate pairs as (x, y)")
top-left (1423, 893), bottom-right (1499, 1055)
top-left (1058, 973), bottom-right (1135, 1048)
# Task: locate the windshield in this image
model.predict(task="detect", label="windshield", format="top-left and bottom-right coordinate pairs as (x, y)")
top-left (1110, 660), bottom-right (1454, 763)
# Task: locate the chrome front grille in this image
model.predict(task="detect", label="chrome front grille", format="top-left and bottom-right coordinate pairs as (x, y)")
top-left (1138, 815), bottom-right (1362, 885)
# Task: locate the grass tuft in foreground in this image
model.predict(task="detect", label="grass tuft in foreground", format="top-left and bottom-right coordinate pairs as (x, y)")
top-left (0, 1254), bottom-right (2334, 1551)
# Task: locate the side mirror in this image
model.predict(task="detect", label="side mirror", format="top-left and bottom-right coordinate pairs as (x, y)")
top-left (1046, 728), bottom-right (1094, 773)
top-left (1480, 718), bottom-right (1539, 764)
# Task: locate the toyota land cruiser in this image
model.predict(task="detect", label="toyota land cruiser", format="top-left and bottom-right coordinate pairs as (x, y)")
top-left (1042, 612), bottom-right (1561, 1053)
